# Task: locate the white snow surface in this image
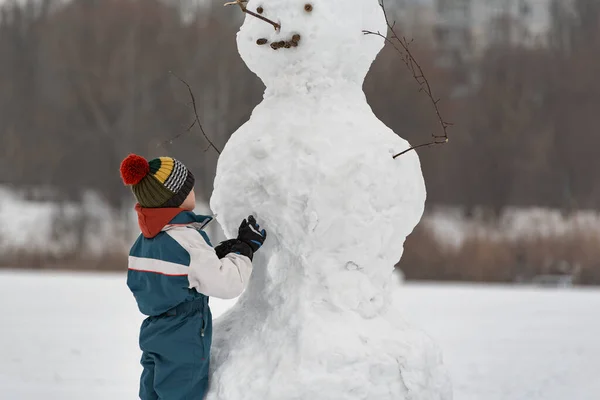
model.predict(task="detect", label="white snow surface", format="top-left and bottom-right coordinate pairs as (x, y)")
top-left (2, 270), bottom-right (600, 400)
top-left (209, 1), bottom-right (448, 399)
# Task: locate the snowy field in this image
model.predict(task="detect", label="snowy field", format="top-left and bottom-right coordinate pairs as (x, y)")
top-left (1, 270), bottom-right (599, 400)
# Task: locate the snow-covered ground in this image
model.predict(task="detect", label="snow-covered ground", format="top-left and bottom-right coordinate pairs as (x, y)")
top-left (1, 270), bottom-right (598, 400)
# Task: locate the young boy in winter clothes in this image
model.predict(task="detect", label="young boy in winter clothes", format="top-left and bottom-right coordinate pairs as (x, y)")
top-left (120, 154), bottom-right (267, 400)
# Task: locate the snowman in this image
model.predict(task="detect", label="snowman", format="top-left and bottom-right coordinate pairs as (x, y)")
top-left (208, 0), bottom-right (451, 399)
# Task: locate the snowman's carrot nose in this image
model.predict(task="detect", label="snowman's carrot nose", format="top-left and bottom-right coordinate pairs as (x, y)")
top-left (225, 0), bottom-right (281, 31)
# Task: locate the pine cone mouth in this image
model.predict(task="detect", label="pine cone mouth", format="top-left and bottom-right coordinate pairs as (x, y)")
top-left (256, 34), bottom-right (302, 50)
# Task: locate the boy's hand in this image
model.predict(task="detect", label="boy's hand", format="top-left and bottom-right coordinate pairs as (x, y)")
top-left (215, 239), bottom-right (253, 260)
top-left (238, 216), bottom-right (267, 253)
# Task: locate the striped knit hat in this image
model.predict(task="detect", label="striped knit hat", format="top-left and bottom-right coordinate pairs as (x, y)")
top-left (120, 154), bottom-right (195, 208)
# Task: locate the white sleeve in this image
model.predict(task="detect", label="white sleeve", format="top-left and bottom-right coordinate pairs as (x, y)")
top-left (166, 227), bottom-right (253, 300)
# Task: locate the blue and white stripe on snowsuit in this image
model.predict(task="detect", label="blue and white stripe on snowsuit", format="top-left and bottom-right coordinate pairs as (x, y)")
top-left (127, 211), bottom-right (253, 317)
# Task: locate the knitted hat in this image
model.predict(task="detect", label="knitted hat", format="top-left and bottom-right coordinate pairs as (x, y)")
top-left (120, 154), bottom-right (195, 208)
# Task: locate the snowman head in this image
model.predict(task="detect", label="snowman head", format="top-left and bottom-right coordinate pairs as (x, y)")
top-left (236, 0), bottom-right (387, 90)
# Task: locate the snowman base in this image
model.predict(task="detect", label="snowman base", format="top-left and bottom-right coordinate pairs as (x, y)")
top-left (206, 295), bottom-right (451, 400)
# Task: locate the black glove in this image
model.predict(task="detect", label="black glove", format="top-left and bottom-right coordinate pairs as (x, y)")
top-left (214, 239), bottom-right (254, 260)
top-left (238, 216), bottom-right (267, 253)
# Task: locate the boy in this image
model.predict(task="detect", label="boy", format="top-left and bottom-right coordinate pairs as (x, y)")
top-left (119, 154), bottom-right (267, 400)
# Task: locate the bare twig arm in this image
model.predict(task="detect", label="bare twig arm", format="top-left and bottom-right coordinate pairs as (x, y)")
top-left (363, 0), bottom-right (451, 158)
top-left (166, 72), bottom-right (222, 155)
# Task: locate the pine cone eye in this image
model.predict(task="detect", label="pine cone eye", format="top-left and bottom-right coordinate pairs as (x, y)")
top-left (257, 6), bottom-right (264, 14)
top-left (304, 4), bottom-right (313, 12)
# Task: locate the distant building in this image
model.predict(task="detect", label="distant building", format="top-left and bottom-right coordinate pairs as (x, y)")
top-left (434, 0), bottom-right (554, 66)
top-left (434, 0), bottom-right (474, 68)
top-left (530, 274), bottom-right (575, 288)
top-left (386, 0), bottom-right (438, 44)
top-left (472, 0), bottom-right (552, 52)
top-left (516, 260), bottom-right (581, 288)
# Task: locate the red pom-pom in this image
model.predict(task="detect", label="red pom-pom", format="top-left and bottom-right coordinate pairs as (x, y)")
top-left (120, 154), bottom-right (150, 185)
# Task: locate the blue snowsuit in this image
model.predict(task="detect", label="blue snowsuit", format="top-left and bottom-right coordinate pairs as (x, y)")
top-left (128, 207), bottom-right (253, 400)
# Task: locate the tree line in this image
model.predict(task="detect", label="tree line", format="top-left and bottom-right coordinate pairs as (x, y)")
top-left (1, 0), bottom-right (599, 266)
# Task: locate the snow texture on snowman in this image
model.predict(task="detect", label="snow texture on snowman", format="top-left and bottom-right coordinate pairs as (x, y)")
top-left (208, 0), bottom-right (452, 399)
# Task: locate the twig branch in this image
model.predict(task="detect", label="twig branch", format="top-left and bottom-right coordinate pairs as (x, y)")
top-left (164, 71), bottom-right (221, 155)
top-left (363, 0), bottom-right (451, 159)
top-left (224, 0), bottom-right (281, 31)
